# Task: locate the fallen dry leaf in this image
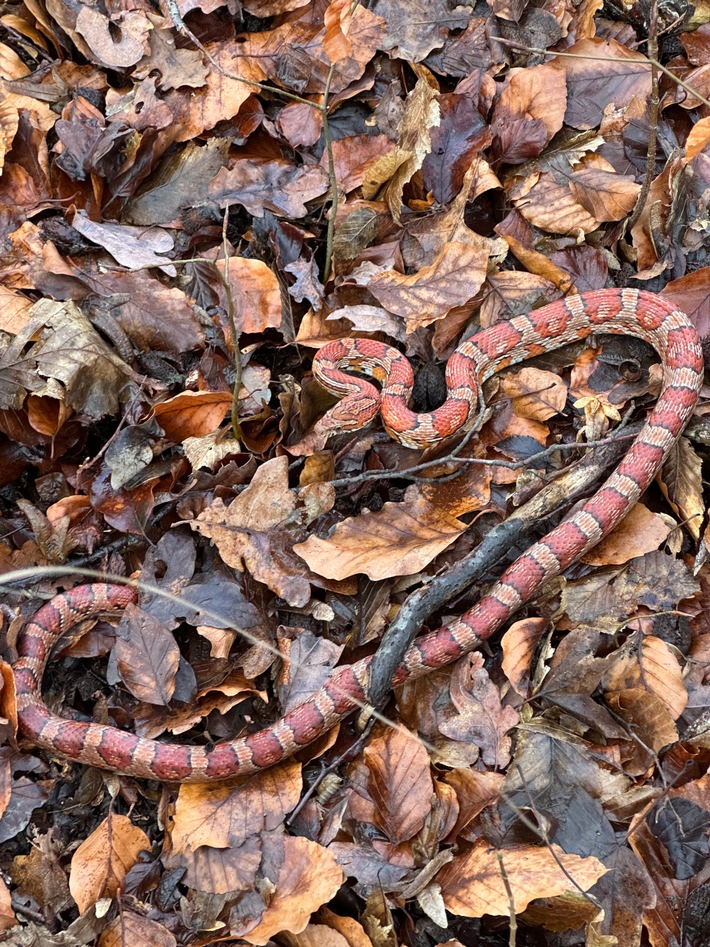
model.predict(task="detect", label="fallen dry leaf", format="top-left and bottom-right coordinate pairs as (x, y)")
top-left (363, 726), bottom-right (434, 845)
top-left (190, 456), bottom-right (334, 606)
top-left (295, 470), bottom-right (490, 581)
top-left (368, 240), bottom-right (490, 332)
top-left (235, 837), bottom-right (344, 945)
top-left (69, 814), bottom-right (149, 913)
top-left (438, 838), bottom-right (608, 917)
top-left (99, 913), bottom-right (177, 947)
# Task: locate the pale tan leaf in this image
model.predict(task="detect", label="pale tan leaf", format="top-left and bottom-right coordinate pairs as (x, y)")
top-left (362, 74), bottom-right (439, 222)
top-left (295, 471), bottom-right (490, 581)
top-left (605, 688), bottom-right (678, 765)
top-left (501, 367), bottom-right (567, 421)
top-left (189, 456), bottom-right (335, 607)
top-left (602, 635), bottom-right (687, 720)
top-left (368, 240), bottom-right (489, 332)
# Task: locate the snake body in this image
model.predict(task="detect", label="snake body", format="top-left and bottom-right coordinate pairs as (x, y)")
top-left (13, 289), bottom-right (703, 781)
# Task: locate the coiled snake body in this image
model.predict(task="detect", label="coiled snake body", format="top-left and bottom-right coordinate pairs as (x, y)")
top-left (13, 289), bottom-right (703, 781)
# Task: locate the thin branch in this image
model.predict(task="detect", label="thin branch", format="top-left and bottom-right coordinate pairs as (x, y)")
top-left (494, 36), bottom-right (710, 109)
top-left (627, 1), bottom-right (660, 232)
top-left (220, 207), bottom-right (241, 439)
top-left (322, 62), bottom-right (339, 284)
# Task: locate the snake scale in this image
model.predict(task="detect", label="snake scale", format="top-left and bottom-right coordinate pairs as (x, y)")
top-left (13, 289), bottom-right (703, 781)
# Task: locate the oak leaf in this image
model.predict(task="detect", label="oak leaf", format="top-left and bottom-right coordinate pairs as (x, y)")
top-left (190, 456), bottom-right (335, 606)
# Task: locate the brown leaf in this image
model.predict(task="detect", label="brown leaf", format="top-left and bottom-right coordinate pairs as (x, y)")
top-left (438, 839), bottom-right (608, 916)
top-left (662, 268), bottom-right (710, 329)
top-left (123, 139), bottom-right (227, 225)
top-left (86, 271), bottom-right (205, 354)
top-left (115, 605), bottom-right (181, 706)
top-left (501, 367), bottom-right (567, 422)
top-left (658, 436), bottom-right (704, 542)
top-left (438, 653), bottom-right (519, 768)
top-left (606, 688), bottom-right (678, 770)
top-left (133, 27), bottom-right (208, 93)
top-left (478, 271), bottom-right (561, 328)
top-left (491, 64), bottom-right (567, 163)
top-left (170, 760), bottom-right (303, 854)
top-left (422, 93), bottom-right (492, 203)
top-left (0, 286), bottom-right (33, 334)
top-left (153, 391), bottom-right (233, 443)
top-left (364, 726), bottom-right (434, 845)
top-left (210, 159), bottom-right (329, 219)
top-left (551, 38), bottom-right (651, 129)
top-left (282, 908), bottom-right (374, 947)
top-left (277, 103), bottom-right (323, 149)
top-left (0, 877), bottom-right (15, 933)
top-left (361, 74), bottom-right (439, 222)
top-left (368, 240), bottom-right (489, 331)
top-left (501, 618), bottom-right (549, 697)
top-left (74, 7), bottom-right (151, 69)
top-left (323, 0), bottom-right (354, 62)
top-left (190, 456), bottom-right (335, 606)
top-left (0, 298), bottom-right (133, 417)
top-left (581, 503), bottom-right (671, 567)
top-left (69, 813), bottom-right (149, 913)
top-left (365, 0), bottom-right (469, 61)
top-left (223, 256), bottom-right (283, 336)
top-left (295, 471), bottom-right (490, 581)
top-left (277, 629), bottom-right (344, 714)
top-left (602, 635), bottom-right (688, 720)
top-left (234, 836), bottom-right (344, 945)
top-left (569, 164), bottom-right (640, 222)
top-left (684, 115), bottom-right (710, 161)
top-left (99, 913), bottom-right (177, 947)
top-left (327, 134), bottom-right (396, 194)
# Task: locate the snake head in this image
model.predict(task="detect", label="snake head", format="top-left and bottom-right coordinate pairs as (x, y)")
top-left (313, 394), bottom-right (380, 439)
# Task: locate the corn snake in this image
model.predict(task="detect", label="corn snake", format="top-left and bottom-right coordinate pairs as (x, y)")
top-left (13, 289), bottom-right (703, 781)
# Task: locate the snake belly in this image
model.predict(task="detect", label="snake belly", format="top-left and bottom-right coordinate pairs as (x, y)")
top-left (13, 289), bottom-right (703, 781)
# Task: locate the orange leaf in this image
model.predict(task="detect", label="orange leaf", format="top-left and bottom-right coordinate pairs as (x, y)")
top-left (69, 813), bottom-right (149, 913)
top-left (237, 837), bottom-right (344, 945)
top-left (438, 839), bottom-right (607, 917)
top-left (153, 390), bottom-right (233, 443)
top-left (364, 727), bottom-right (434, 845)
